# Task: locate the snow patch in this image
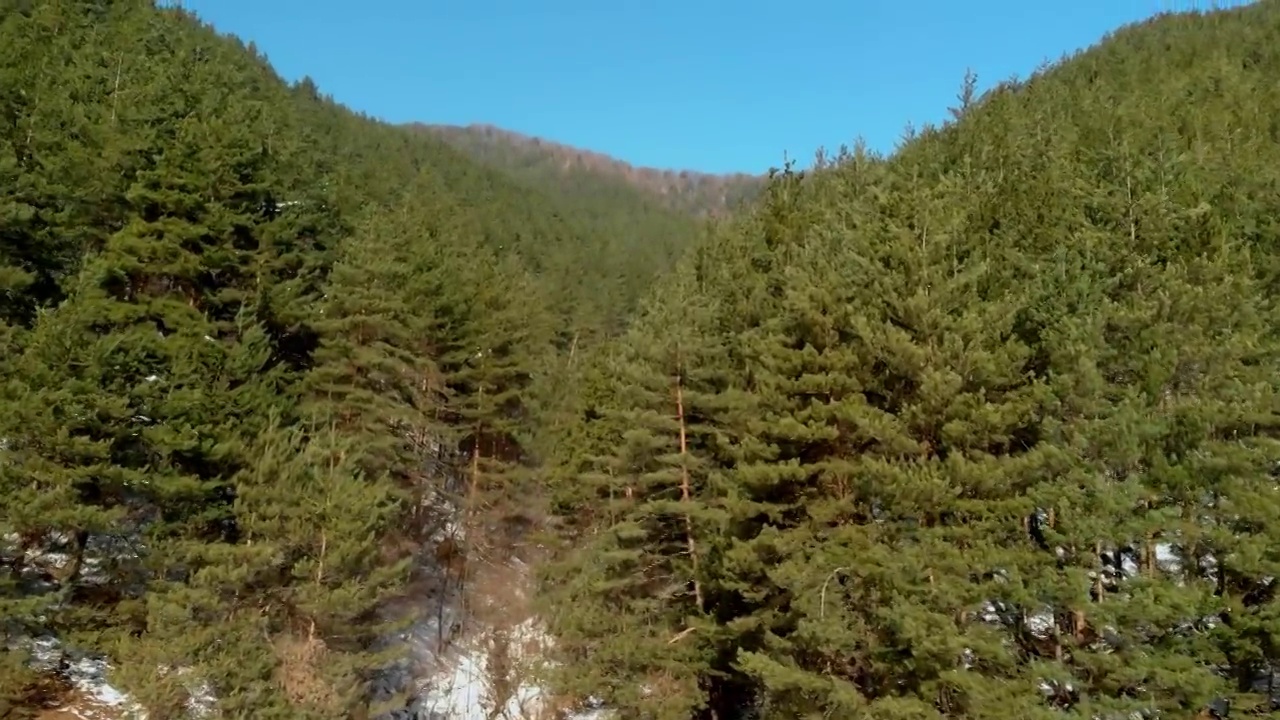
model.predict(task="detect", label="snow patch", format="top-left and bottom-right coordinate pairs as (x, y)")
top-left (415, 612), bottom-right (552, 718)
top-left (415, 618), bottom-right (614, 720)
top-left (8, 636), bottom-right (217, 720)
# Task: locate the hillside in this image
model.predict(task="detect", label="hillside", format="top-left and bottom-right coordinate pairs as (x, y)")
top-left (540, 1), bottom-right (1280, 719)
top-left (0, 1), bottom-right (702, 718)
top-left (406, 122), bottom-right (725, 339)
top-left (5, 0), bottom-right (1280, 719)
top-left (416, 123), bottom-right (765, 218)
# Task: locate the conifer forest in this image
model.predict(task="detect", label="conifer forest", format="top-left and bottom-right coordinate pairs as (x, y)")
top-left (4, 1), bottom-right (1280, 719)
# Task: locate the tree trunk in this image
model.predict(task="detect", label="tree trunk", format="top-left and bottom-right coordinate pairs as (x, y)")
top-left (674, 370), bottom-right (703, 611)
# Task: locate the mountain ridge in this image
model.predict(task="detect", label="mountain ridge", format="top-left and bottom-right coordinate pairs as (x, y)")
top-left (410, 122), bottom-right (766, 218)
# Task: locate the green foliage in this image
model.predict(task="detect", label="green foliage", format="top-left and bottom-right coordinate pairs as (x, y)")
top-left (542, 2), bottom-right (1280, 718)
top-left (9, 0), bottom-right (1280, 718)
top-left (0, 0), bottom-right (698, 715)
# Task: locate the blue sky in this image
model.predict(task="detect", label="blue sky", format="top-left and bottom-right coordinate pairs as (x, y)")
top-left (175, 0), bottom-right (1251, 174)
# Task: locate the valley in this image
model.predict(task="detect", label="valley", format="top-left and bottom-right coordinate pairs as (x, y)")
top-left (3, 1), bottom-right (1280, 719)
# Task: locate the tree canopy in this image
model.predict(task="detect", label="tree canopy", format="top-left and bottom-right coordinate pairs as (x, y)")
top-left (6, 1), bottom-right (1280, 719)
top-left (540, 2), bottom-right (1280, 718)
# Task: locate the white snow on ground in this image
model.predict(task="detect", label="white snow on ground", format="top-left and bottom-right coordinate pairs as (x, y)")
top-left (27, 626), bottom-right (611, 720)
top-left (7, 483), bottom-right (615, 719)
top-left (418, 617), bottom-right (556, 720)
top-left (420, 647), bottom-right (537, 718)
top-left (14, 636), bottom-right (217, 720)
top-left (16, 636), bottom-right (142, 719)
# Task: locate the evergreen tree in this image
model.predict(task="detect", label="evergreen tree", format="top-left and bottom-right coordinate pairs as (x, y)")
top-left (540, 264), bottom-right (738, 719)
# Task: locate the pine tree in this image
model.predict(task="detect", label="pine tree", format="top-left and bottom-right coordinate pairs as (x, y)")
top-left (539, 263), bottom-right (738, 719)
top-left (303, 203), bottom-right (441, 485)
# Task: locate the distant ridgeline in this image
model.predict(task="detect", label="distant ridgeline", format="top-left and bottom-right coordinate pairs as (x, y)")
top-left (538, 1), bottom-right (1280, 719)
top-left (415, 123), bottom-right (766, 220)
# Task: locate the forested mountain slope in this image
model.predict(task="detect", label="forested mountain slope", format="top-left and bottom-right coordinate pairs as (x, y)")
top-left (417, 123), bottom-right (765, 219)
top-left (540, 1), bottom-right (1280, 719)
top-left (6, 0), bottom-right (1280, 719)
top-left (404, 123), bottom-right (728, 339)
top-left (0, 0), bottom-right (705, 718)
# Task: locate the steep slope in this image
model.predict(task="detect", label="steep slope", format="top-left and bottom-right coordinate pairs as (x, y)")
top-left (293, 94), bottom-right (699, 344)
top-left (0, 2), bottom-right (685, 719)
top-left (541, 2), bottom-right (1280, 718)
top-left (416, 123), bottom-right (765, 219)
top-left (413, 123), bottom-right (765, 341)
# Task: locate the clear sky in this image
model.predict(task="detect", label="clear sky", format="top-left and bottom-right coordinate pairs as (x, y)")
top-left (173, 0), bottom-right (1251, 174)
